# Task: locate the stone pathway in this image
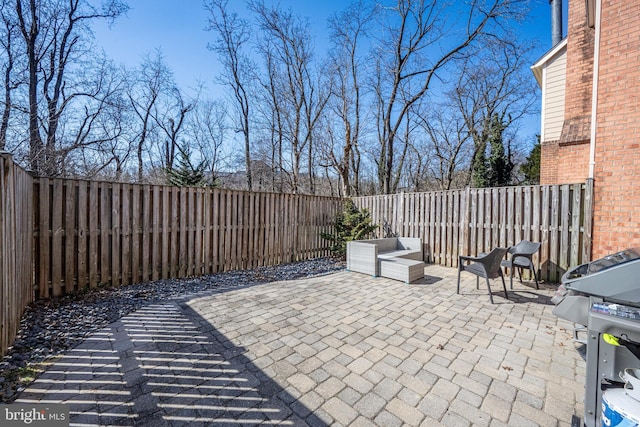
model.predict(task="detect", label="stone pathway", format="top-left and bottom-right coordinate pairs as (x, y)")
top-left (16, 266), bottom-right (585, 426)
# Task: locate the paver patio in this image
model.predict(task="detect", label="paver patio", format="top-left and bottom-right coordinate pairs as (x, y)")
top-left (16, 265), bottom-right (585, 426)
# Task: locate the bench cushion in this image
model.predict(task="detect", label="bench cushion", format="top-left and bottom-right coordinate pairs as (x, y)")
top-left (378, 249), bottom-right (423, 261)
top-left (379, 258), bottom-right (425, 283)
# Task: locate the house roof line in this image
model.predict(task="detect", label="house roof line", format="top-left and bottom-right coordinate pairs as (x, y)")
top-left (531, 38), bottom-right (568, 86)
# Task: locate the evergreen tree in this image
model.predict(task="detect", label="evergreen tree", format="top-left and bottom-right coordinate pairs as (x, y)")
top-left (321, 199), bottom-right (378, 257)
top-left (471, 114), bottom-right (513, 188)
top-left (472, 141), bottom-right (489, 188)
top-left (487, 114), bottom-right (513, 187)
top-left (166, 147), bottom-right (210, 187)
top-left (520, 136), bottom-right (541, 184)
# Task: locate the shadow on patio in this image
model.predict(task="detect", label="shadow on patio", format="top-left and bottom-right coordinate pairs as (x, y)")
top-left (16, 265), bottom-right (584, 426)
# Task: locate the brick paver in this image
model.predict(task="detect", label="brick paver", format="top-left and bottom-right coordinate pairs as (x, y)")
top-left (16, 266), bottom-right (585, 426)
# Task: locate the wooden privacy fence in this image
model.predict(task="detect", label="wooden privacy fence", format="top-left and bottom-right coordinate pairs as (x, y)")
top-left (0, 154), bottom-right (34, 357)
top-left (34, 178), bottom-right (343, 299)
top-left (354, 181), bottom-right (593, 283)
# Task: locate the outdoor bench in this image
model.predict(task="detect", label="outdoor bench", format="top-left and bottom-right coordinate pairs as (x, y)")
top-left (346, 237), bottom-right (424, 283)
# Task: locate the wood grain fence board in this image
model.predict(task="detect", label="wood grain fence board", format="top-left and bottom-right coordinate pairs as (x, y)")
top-left (179, 188), bottom-right (188, 277)
top-left (161, 186), bottom-right (169, 279)
top-left (583, 179), bottom-right (594, 262)
top-left (65, 181), bottom-right (76, 292)
top-left (211, 189), bottom-right (220, 273)
top-left (130, 185), bottom-right (140, 285)
top-left (460, 187), bottom-right (470, 259)
top-left (498, 188), bottom-right (506, 247)
top-left (570, 183), bottom-right (582, 269)
top-left (451, 191), bottom-right (459, 267)
top-left (100, 182), bottom-right (111, 286)
top-left (477, 190), bottom-right (485, 253)
top-left (232, 191), bottom-right (239, 269)
top-left (514, 187), bottom-right (523, 245)
top-left (202, 189), bottom-right (211, 274)
top-left (432, 193), bottom-right (440, 264)
top-left (195, 189), bottom-right (203, 275)
top-left (1, 158), bottom-right (13, 353)
top-left (491, 189), bottom-right (499, 248)
top-left (468, 190), bottom-right (477, 256)
top-left (51, 179), bottom-right (64, 296)
top-left (560, 184), bottom-right (570, 276)
top-left (505, 187), bottom-right (514, 246)
top-left (257, 193), bottom-right (265, 266)
top-left (550, 185), bottom-right (560, 282)
top-left (532, 186), bottom-right (542, 272)
top-left (250, 191), bottom-right (257, 263)
top-left (38, 179), bottom-right (50, 298)
top-left (170, 187), bottom-right (179, 277)
top-left (112, 183), bottom-right (121, 286)
top-left (540, 185), bottom-right (551, 281)
top-left (264, 192), bottom-right (272, 266)
top-left (151, 186), bottom-right (160, 281)
top-left (524, 187), bottom-right (532, 243)
top-left (223, 191), bottom-right (231, 270)
top-left (280, 194), bottom-right (287, 263)
top-left (186, 188), bottom-right (194, 276)
top-left (141, 185), bottom-right (150, 283)
top-left (77, 183), bottom-right (88, 287)
top-left (88, 181), bottom-right (99, 287)
top-left (273, 193), bottom-right (280, 264)
top-left (121, 184), bottom-right (131, 286)
top-left (239, 191), bottom-right (247, 268)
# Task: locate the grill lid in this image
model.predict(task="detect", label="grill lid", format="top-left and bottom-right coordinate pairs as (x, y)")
top-left (563, 248), bottom-right (640, 305)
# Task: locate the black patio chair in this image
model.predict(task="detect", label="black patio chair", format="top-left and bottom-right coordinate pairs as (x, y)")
top-left (457, 247), bottom-right (510, 304)
top-left (500, 240), bottom-right (541, 289)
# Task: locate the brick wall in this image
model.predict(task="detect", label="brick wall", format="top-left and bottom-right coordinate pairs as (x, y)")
top-left (591, 1), bottom-right (640, 259)
top-left (540, 0), bottom-right (595, 185)
top-left (540, 141), bottom-right (558, 185)
top-left (557, 143), bottom-right (591, 184)
top-left (540, 140), bottom-right (591, 185)
top-left (563, 0), bottom-right (594, 125)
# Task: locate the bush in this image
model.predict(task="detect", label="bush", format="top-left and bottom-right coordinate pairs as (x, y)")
top-left (321, 199), bottom-right (378, 257)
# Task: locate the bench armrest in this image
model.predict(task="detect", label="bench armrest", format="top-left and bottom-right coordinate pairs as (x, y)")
top-left (347, 241), bottom-right (379, 276)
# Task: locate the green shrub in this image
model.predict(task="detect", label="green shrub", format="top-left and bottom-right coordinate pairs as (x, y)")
top-left (321, 199), bottom-right (378, 257)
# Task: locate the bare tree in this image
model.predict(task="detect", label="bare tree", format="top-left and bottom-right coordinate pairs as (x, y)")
top-left (14, 0), bottom-right (128, 175)
top-left (418, 106), bottom-right (473, 190)
top-left (187, 99), bottom-right (227, 185)
top-left (371, 0), bottom-right (526, 194)
top-left (452, 37), bottom-right (538, 185)
top-left (205, 0), bottom-right (254, 191)
top-left (153, 87), bottom-right (194, 171)
top-left (251, 0), bottom-right (329, 194)
top-left (0, 0), bottom-right (22, 151)
top-left (58, 57), bottom-right (131, 177)
top-left (128, 51), bottom-right (173, 181)
top-left (324, 0), bottom-right (375, 197)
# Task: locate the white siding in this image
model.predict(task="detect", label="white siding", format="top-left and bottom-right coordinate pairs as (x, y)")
top-left (542, 51), bottom-right (566, 142)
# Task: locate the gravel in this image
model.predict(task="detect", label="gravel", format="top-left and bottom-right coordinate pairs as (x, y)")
top-left (0, 257), bottom-right (345, 402)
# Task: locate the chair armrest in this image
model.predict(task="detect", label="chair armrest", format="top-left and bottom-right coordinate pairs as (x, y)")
top-left (347, 242), bottom-right (379, 276)
top-left (459, 254), bottom-right (482, 263)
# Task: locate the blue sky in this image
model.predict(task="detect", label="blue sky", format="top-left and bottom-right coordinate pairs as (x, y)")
top-left (92, 0), bottom-right (567, 139)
